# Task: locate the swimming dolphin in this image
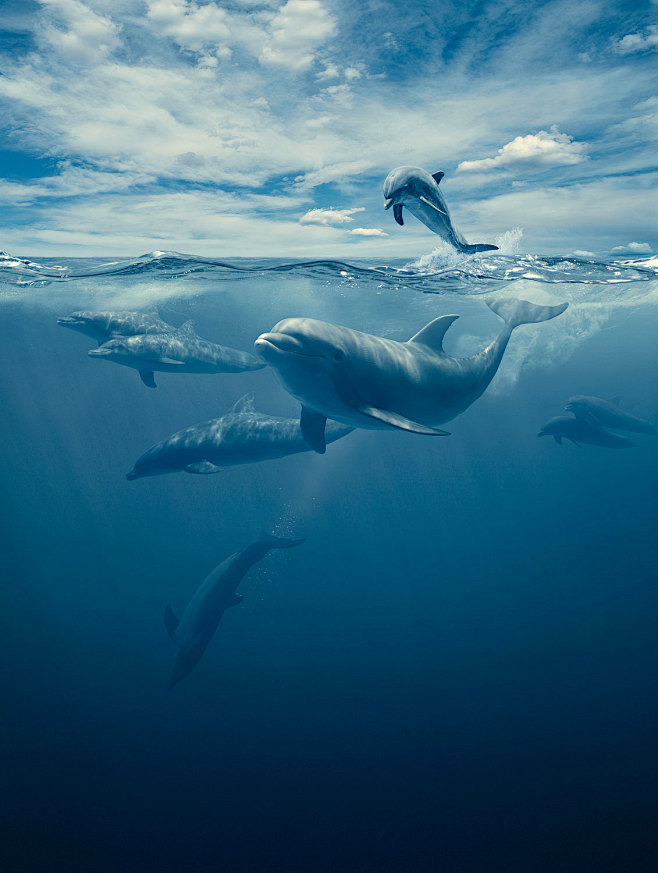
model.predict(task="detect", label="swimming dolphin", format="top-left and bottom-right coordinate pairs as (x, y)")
top-left (126, 394), bottom-right (353, 479)
top-left (88, 322), bottom-right (264, 388)
top-left (564, 395), bottom-right (657, 435)
top-left (165, 532), bottom-right (305, 689)
top-left (538, 415), bottom-right (636, 448)
top-left (57, 310), bottom-right (174, 344)
top-left (383, 166), bottom-right (499, 254)
top-left (254, 297), bottom-right (568, 453)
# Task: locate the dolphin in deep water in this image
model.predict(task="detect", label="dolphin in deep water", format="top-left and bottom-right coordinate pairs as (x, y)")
top-left (383, 166), bottom-right (499, 254)
top-left (538, 414), bottom-right (636, 448)
top-left (165, 532), bottom-right (305, 689)
top-left (564, 395), bottom-right (657, 435)
top-left (57, 310), bottom-right (174, 344)
top-left (126, 394), bottom-right (354, 479)
top-left (88, 321), bottom-right (264, 388)
top-left (255, 297), bottom-right (568, 453)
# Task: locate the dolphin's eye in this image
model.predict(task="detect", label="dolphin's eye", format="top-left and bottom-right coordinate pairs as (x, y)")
top-left (334, 350), bottom-right (344, 361)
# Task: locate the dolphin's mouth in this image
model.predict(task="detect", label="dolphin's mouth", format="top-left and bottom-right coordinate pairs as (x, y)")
top-left (88, 347), bottom-right (113, 357)
top-left (57, 316), bottom-right (83, 326)
top-left (255, 333), bottom-right (323, 359)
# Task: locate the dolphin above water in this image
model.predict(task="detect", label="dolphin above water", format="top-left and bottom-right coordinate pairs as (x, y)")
top-left (165, 532), bottom-right (305, 689)
top-left (565, 395), bottom-right (657, 435)
top-left (88, 322), bottom-right (264, 387)
top-left (255, 297), bottom-right (568, 453)
top-left (126, 394), bottom-right (353, 479)
top-left (58, 310), bottom-right (174, 344)
top-left (538, 415), bottom-right (636, 448)
top-left (383, 166), bottom-right (499, 254)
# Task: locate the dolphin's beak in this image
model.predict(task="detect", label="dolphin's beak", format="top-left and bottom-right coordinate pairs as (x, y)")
top-left (537, 431), bottom-right (548, 437)
top-left (57, 316), bottom-right (81, 326)
top-left (384, 198), bottom-right (393, 210)
top-left (88, 347), bottom-right (112, 357)
top-left (255, 332), bottom-right (305, 358)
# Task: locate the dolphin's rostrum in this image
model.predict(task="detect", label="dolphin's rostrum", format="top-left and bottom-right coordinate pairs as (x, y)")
top-left (255, 297), bottom-right (568, 453)
top-left (383, 166), bottom-right (498, 254)
top-left (165, 532), bottom-right (305, 689)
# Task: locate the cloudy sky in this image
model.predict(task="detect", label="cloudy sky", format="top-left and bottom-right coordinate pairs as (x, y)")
top-left (0, 0), bottom-right (656, 257)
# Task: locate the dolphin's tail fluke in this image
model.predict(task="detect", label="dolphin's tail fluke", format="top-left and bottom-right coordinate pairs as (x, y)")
top-left (259, 532), bottom-right (306, 549)
top-left (487, 297), bottom-right (568, 330)
top-left (460, 243), bottom-right (499, 254)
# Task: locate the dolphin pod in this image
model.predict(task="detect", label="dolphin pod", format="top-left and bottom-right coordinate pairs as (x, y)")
top-left (383, 166), bottom-right (499, 254)
top-left (165, 533), bottom-right (305, 689)
top-left (538, 415), bottom-right (636, 448)
top-left (126, 394), bottom-right (353, 479)
top-left (254, 297), bottom-right (568, 454)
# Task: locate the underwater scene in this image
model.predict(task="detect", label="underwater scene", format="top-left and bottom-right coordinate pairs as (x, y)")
top-left (2, 246), bottom-right (658, 872)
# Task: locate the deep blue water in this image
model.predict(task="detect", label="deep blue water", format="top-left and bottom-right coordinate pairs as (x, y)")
top-left (1, 250), bottom-right (658, 872)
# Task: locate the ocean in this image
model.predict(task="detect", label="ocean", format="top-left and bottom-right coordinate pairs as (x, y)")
top-left (1, 246), bottom-right (658, 872)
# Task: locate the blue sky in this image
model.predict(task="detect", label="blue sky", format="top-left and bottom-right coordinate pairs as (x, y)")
top-left (0, 0), bottom-right (656, 256)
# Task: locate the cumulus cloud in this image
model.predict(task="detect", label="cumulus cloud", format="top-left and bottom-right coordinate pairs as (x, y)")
top-left (41, 0), bottom-right (121, 65)
top-left (612, 242), bottom-right (652, 253)
top-left (614, 25), bottom-right (658, 55)
top-left (299, 206), bottom-right (365, 225)
top-left (572, 250), bottom-right (595, 257)
top-left (349, 227), bottom-right (387, 237)
top-left (260, 0), bottom-right (336, 72)
top-left (146, 0), bottom-right (233, 56)
top-left (457, 126), bottom-right (588, 172)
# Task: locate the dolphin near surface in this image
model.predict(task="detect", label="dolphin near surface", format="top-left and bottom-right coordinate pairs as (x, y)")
top-left (126, 394), bottom-right (354, 479)
top-left (88, 321), bottom-right (264, 388)
top-left (383, 166), bottom-right (499, 254)
top-left (57, 310), bottom-right (174, 344)
top-left (565, 395), bottom-right (657, 435)
top-left (538, 414), bottom-right (636, 448)
top-left (255, 297), bottom-right (568, 453)
top-left (165, 532), bottom-right (305, 689)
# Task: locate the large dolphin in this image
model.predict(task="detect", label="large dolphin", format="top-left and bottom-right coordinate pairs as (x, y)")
top-left (255, 297), bottom-right (568, 453)
top-left (165, 532), bottom-right (305, 689)
top-left (57, 310), bottom-right (174, 344)
top-left (88, 322), bottom-right (264, 388)
top-left (383, 166), bottom-right (498, 254)
top-left (565, 395), bottom-right (657, 435)
top-left (538, 415), bottom-right (636, 448)
top-left (126, 394), bottom-right (353, 479)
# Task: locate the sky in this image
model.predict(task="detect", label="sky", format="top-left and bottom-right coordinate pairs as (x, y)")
top-left (0, 0), bottom-right (656, 257)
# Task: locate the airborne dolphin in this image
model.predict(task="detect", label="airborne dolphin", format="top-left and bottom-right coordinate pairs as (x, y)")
top-left (565, 395), bottom-right (657, 435)
top-left (383, 166), bottom-right (498, 254)
top-left (126, 394), bottom-right (353, 479)
top-left (538, 415), bottom-right (636, 448)
top-left (255, 297), bottom-right (568, 453)
top-left (57, 310), bottom-right (174, 344)
top-left (165, 532), bottom-right (305, 689)
top-left (88, 322), bottom-right (264, 387)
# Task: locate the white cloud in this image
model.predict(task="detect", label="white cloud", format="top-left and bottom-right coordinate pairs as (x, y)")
top-left (260, 0), bottom-right (336, 72)
top-left (146, 0), bottom-right (232, 56)
top-left (615, 26), bottom-right (658, 55)
top-left (299, 207), bottom-right (365, 225)
top-left (40, 0), bottom-right (121, 65)
top-left (572, 250), bottom-right (595, 257)
top-left (612, 242), bottom-right (652, 253)
top-left (349, 227), bottom-right (387, 237)
top-left (458, 126), bottom-right (588, 172)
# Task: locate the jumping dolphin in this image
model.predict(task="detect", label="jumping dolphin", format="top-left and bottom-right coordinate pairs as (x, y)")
top-left (165, 532), bottom-right (305, 689)
top-left (57, 310), bottom-right (174, 344)
top-left (126, 394), bottom-right (353, 479)
top-left (538, 414), bottom-right (636, 448)
top-left (254, 297), bottom-right (568, 453)
top-left (88, 322), bottom-right (264, 388)
top-left (383, 166), bottom-right (499, 254)
top-left (565, 395), bottom-right (657, 435)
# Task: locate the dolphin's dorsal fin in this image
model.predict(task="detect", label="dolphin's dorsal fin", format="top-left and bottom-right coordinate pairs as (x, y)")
top-left (179, 319), bottom-right (195, 334)
top-left (609, 396), bottom-right (622, 406)
top-left (301, 406), bottom-right (327, 454)
top-left (358, 405), bottom-right (450, 435)
top-left (164, 604), bottom-right (180, 639)
top-left (227, 593), bottom-right (244, 608)
top-left (230, 393), bottom-right (256, 414)
top-left (408, 315), bottom-right (459, 353)
top-left (432, 171), bottom-right (444, 184)
top-left (393, 204), bottom-right (404, 226)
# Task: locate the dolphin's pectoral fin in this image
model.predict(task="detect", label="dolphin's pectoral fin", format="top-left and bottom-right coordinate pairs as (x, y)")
top-left (393, 204), bottom-right (404, 226)
top-left (419, 194), bottom-right (448, 216)
top-left (184, 460), bottom-right (223, 474)
top-left (164, 604), bottom-right (180, 640)
top-left (408, 314), bottom-right (460, 353)
top-left (156, 357), bottom-right (185, 365)
top-left (553, 435), bottom-right (563, 445)
top-left (301, 406), bottom-right (327, 454)
top-left (432, 171), bottom-right (444, 184)
top-left (358, 406), bottom-right (450, 436)
top-left (139, 369), bottom-right (157, 388)
top-left (227, 594), bottom-right (244, 608)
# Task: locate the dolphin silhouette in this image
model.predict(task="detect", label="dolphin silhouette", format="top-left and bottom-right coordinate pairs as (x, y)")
top-left (565, 395), bottom-right (657, 435)
top-left (255, 297), bottom-right (568, 453)
top-left (538, 414), bottom-right (636, 448)
top-left (126, 394), bottom-right (353, 479)
top-left (165, 533), bottom-right (305, 689)
top-left (57, 310), bottom-right (174, 344)
top-left (383, 166), bottom-right (498, 254)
